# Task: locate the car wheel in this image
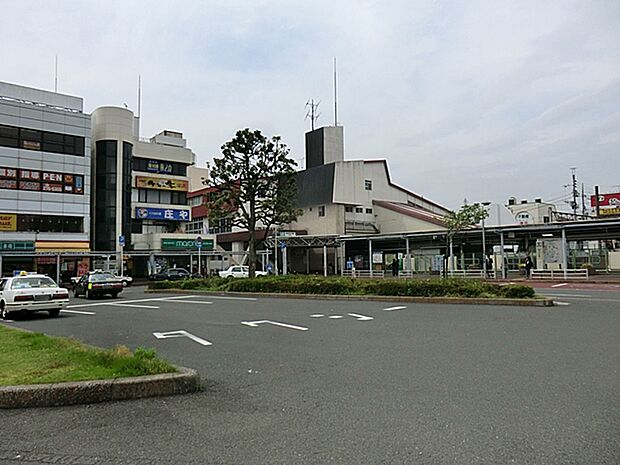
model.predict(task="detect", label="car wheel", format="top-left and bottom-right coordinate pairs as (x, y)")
top-left (111, 291), bottom-right (120, 298)
top-left (0, 302), bottom-right (10, 320)
top-left (121, 280), bottom-right (128, 287)
top-left (48, 308), bottom-right (60, 318)
top-left (85, 289), bottom-right (91, 300)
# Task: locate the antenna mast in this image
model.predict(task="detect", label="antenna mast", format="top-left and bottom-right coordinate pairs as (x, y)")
top-left (54, 55), bottom-right (58, 92)
top-left (137, 74), bottom-right (142, 137)
top-left (333, 57), bottom-right (338, 126)
top-left (305, 99), bottom-right (321, 131)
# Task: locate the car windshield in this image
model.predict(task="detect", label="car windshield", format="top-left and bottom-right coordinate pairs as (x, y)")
top-left (11, 276), bottom-right (57, 289)
top-left (90, 273), bottom-right (115, 282)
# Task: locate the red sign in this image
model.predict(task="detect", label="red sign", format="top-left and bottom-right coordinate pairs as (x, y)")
top-left (19, 181), bottom-right (41, 191)
top-left (591, 193), bottom-right (620, 207)
top-left (0, 179), bottom-right (17, 189)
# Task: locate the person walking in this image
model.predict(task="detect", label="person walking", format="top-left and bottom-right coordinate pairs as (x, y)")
top-left (524, 256), bottom-right (534, 279)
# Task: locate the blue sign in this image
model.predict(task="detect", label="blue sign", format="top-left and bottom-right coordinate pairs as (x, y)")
top-left (346, 260), bottom-right (354, 270)
top-left (118, 235), bottom-right (125, 247)
top-left (135, 207), bottom-right (191, 221)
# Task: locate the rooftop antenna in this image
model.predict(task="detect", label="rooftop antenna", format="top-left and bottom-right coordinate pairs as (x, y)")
top-left (305, 99), bottom-right (321, 131)
top-left (333, 57), bottom-right (338, 126)
top-left (137, 74), bottom-right (142, 137)
top-left (54, 55), bottom-right (58, 92)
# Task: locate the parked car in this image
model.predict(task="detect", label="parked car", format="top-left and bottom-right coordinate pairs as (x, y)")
top-left (149, 268), bottom-right (197, 281)
top-left (0, 273), bottom-right (69, 319)
top-left (218, 266), bottom-right (268, 278)
top-left (73, 271), bottom-right (124, 299)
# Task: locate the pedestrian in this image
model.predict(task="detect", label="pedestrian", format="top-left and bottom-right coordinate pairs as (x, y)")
top-left (524, 256), bottom-right (534, 279)
top-left (391, 257), bottom-right (399, 277)
top-left (486, 255), bottom-right (493, 277)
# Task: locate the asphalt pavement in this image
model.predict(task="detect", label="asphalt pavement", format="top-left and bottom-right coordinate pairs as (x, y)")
top-left (1, 285), bottom-right (619, 465)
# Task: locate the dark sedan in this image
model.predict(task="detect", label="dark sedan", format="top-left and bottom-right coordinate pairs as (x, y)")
top-left (73, 272), bottom-right (124, 299)
top-left (149, 268), bottom-right (198, 281)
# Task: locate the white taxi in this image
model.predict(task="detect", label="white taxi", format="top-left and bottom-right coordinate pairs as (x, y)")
top-left (0, 273), bottom-right (70, 320)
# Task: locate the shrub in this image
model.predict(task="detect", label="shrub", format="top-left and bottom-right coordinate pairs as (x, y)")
top-left (499, 285), bottom-right (535, 299)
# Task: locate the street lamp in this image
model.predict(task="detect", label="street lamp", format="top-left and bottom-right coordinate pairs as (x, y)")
top-left (481, 202), bottom-right (491, 278)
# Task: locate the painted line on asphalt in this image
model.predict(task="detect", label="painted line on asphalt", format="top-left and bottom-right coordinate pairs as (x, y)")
top-left (160, 300), bottom-right (213, 305)
top-left (328, 315), bottom-right (343, 319)
top-left (554, 302), bottom-right (571, 306)
top-left (542, 293), bottom-right (592, 298)
top-left (551, 283), bottom-right (568, 288)
top-left (347, 313), bottom-right (374, 321)
top-left (61, 309), bottom-right (96, 315)
top-left (310, 314), bottom-right (325, 318)
top-left (241, 320), bottom-right (309, 331)
top-left (153, 330), bottom-right (212, 346)
top-left (105, 303), bottom-right (160, 309)
top-left (66, 295), bottom-right (199, 308)
top-left (200, 295), bottom-right (257, 301)
top-left (383, 306), bottom-right (407, 312)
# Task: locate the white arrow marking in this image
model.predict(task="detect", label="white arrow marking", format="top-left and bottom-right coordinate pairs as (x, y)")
top-left (61, 309), bottom-right (96, 315)
top-left (551, 283), bottom-right (568, 288)
top-left (153, 330), bottom-right (212, 346)
top-left (383, 306), bottom-right (407, 312)
top-left (241, 320), bottom-right (308, 331)
top-left (347, 313), bottom-right (374, 321)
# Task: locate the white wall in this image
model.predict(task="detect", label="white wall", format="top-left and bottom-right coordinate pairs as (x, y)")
top-left (374, 204), bottom-right (446, 234)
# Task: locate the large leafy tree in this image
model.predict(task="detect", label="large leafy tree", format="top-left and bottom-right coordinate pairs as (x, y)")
top-left (443, 203), bottom-right (489, 274)
top-left (206, 128), bottom-right (301, 277)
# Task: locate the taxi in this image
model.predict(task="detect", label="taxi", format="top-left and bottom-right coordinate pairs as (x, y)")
top-left (0, 272), bottom-right (69, 320)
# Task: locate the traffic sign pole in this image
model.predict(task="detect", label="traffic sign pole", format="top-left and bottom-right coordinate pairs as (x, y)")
top-left (196, 236), bottom-right (203, 276)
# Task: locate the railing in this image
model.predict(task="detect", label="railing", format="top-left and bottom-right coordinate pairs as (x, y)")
top-left (530, 269), bottom-right (589, 280)
top-left (341, 270), bottom-right (385, 278)
top-left (448, 270), bottom-right (496, 279)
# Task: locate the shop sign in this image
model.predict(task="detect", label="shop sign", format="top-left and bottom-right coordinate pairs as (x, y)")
top-left (0, 241), bottom-right (35, 251)
top-left (161, 238), bottom-right (214, 250)
top-left (135, 175), bottom-right (187, 191)
top-left (147, 160), bottom-right (173, 174)
top-left (0, 166), bottom-right (84, 195)
top-left (135, 207), bottom-right (191, 221)
top-left (599, 207), bottom-right (620, 216)
top-left (0, 214), bottom-right (17, 231)
top-left (591, 193), bottom-right (620, 207)
top-left (372, 251), bottom-right (383, 264)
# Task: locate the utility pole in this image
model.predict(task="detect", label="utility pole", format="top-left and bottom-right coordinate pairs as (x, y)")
top-left (570, 168), bottom-right (578, 219)
top-left (581, 183), bottom-right (586, 217)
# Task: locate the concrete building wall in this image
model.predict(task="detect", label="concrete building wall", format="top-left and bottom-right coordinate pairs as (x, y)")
top-left (374, 204), bottom-right (445, 234)
top-left (290, 203), bottom-right (343, 236)
top-left (0, 82), bottom-right (91, 248)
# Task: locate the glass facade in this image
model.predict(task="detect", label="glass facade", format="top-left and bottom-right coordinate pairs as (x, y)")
top-left (122, 142), bottom-right (133, 249)
top-left (94, 140), bottom-right (117, 251)
top-left (0, 124), bottom-right (85, 156)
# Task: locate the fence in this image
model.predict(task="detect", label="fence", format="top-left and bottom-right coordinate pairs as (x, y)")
top-left (530, 269), bottom-right (589, 280)
top-left (448, 270), bottom-right (497, 279)
top-left (341, 270), bottom-right (385, 278)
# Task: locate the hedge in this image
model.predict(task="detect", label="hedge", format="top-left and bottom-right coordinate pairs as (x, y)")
top-left (148, 276), bottom-right (536, 299)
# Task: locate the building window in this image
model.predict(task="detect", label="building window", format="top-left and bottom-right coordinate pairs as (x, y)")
top-left (133, 157), bottom-right (188, 176)
top-left (364, 180), bottom-right (372, 190)
top-left (366, 208), bottom-right (373, 214)
top-left (355, 207), bottom-right (363, 213)
top-left (189, 196), bottom-right (203, 207)
top-left (0, 124), bottom-right (84, 156)
top-left (185, 219), bottom-right (204, 235)
top-left (17, 214), bottom-right (83, 233)
top-left (543, 216), bottom-right (550, 223)
top-left (345, 206), bottom-right (353, 213)
top-left (318, 206), bottom-right (325, 217)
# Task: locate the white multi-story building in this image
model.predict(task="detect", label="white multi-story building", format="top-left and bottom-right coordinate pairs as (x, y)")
top-left (0, 81), bottom-right (91, 278)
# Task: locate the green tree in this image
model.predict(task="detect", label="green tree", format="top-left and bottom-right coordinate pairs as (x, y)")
top-left (206, 129), bottom-right (302, 277)
top-left (443, 203), bottom-right (489, 274)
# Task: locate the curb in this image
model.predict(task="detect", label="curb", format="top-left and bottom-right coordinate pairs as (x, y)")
top-left (0, 366), bottom-right (201, 409)
top-left (145, 288), bottom-right (554, 307)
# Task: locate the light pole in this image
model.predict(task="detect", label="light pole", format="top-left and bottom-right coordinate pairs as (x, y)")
top-left (481, 202), bottom-right (491, 278)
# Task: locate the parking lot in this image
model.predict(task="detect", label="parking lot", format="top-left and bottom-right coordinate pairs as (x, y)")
top-left (1, 285), bottom-right (619, 465)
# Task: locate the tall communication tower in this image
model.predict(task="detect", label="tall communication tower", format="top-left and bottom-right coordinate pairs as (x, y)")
top-left (305, 99), bottom-right (321, 131)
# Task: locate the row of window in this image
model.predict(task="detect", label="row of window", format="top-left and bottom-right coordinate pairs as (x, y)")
top-left (14, 214), bottom-right (83, 233)
top-left (0, 124), bottom-right (85, 156)
top-left (133, 157), bottom-right (188, 176)
top-left (133, 188), bottom-right (187, 205)
top-left (345, 206), bottom-right (373, 214)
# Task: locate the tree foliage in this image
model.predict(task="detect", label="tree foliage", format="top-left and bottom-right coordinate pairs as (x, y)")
top-left (205, 128), bottom-right (302, 277)
top-left (444, 203), bottom-right (489, 239)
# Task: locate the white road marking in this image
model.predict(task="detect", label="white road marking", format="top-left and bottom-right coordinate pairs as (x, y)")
top-left (310, 314), bottom-right (325, 318)
top-left (67, 295), bottom-right (200, 308)
top-left (199, 295), bottom-right (257, 301)
top-left (161, 300), bottom-right (212, 305)
top-left (383, 306), bottom-right (407, 312)
top-left (542, 293), bottom-right (592, 298)
top-left (328, 315), bottom-right (344, 319)
top-left (347, 313), bottom-right (374, 321)
top-left (153, 330), bottom-right (212, 346)
top-left (241, 320), bottom-right (309, 331)
top-left (551, 283), bottom-right (568, 288)
top-left (554, 302), bottom-right (571, 306)
top-left (109, 303), bottom-right (160, 309)
top-left (61, 309), bottom-right (96, 315)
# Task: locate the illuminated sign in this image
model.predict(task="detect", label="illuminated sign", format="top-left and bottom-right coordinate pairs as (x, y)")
top-left (0, 214), bottom-right (17, 231)
top-left (135, 176), bottom-right (187, 191)
top-left (0, 166), bottom-right (84, 195)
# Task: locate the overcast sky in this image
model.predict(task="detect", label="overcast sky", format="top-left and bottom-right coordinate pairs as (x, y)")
top-left (1, 0), bottom-right (619, 209)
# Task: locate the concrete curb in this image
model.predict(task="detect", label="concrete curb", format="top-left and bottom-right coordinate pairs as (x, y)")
top-left (146, 288), bottom-right (554, 307)
top-left (0, 366), bottom-right (201, 409)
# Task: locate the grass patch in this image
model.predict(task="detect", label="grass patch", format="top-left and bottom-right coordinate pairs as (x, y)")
top-left (0, 326), bottom-right (176, 386)
top-left (148, 276), bottom-right (536, 299)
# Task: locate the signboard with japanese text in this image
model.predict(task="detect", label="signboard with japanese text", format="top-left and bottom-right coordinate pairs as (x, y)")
top-left (161, 238), bottom-right (214, 250)
top-left (0, 166), bottom-right (84, 195)
top-left (147, 160), bottom-right (173, 174)
top-left (135, 176), bottom-right (187, 191)
top-left (0, 214), bottom-right (17, 231)
top-left (135, 207), bottom-right (191, 221)
top-left (590, 193), bottom-right (620, 207)
top-left (599, 207), bottom-right (620, 216)
top-left (0, 241), bottom-right (35, 251)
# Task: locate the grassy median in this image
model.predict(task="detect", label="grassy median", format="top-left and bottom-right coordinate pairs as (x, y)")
top-left (0, 325), bottom-right (176, 386)
top-left (149, 275), bottom-right (537, 299)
